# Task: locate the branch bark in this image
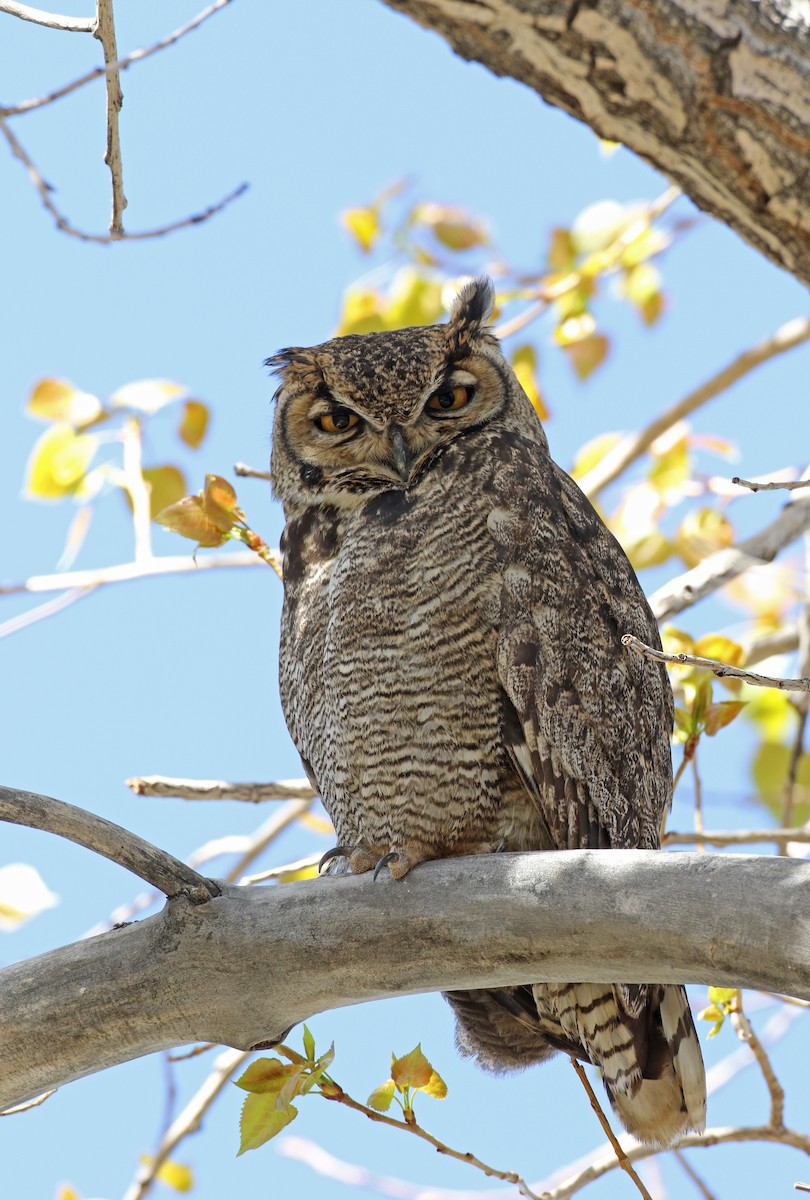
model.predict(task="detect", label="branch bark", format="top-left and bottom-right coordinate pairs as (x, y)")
top-left (380, 0), bottom-right (810, 287)
top-left (1, 850), bottom-right (808, 1111)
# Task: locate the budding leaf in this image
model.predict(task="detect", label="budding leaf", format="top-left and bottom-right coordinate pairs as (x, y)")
top-left (391, 1044), bottom-right (433, 1090)
top-left (367, 1079), bottom-right (396, 1111)
top-left (237, 1092), bottom-right (297, 1155)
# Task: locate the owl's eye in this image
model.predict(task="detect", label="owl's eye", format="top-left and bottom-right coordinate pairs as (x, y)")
top-left (426, 384), bottom-right (473, 414)
top-left (315, 407), bottom-right (360, 434)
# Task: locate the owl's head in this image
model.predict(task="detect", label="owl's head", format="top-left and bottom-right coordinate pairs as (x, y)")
top-left (268, 277), bottom-right (545, 511)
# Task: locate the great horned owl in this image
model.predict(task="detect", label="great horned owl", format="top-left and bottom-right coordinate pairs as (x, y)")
top-left (269, 278), bottom-right (706, 1145)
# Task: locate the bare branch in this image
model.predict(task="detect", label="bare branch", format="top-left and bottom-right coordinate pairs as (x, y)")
top-left (93, 0), bottom-right (126, 235)
top-left (234, 462), bottom-right (273, 481)
top-left (569, 1058), bottom-right (653, 1200)
top-left (0, 1), bottom-right (94, 31)
top-left (0, 585), bottom-right (97, 640)
top-left (672, 1150), bottom-right (717, 1200)
top-left (122, 1047), bottom-right (250, 1200)
top-left (734, 476), bottom-right (810, 494)
top-left (1, 850), bottom-right (809, 1111)
top-left (0, 115), bottom-right (247, 241)
top-left (649, 490), bottom-right (810, 622)
top-left (623, 633), bottom-right (810, 693)
top-left (744, 626), bottom-right (800, 668)
top-left (664, 827), bottom-right (810, 848)
top-left (127, 775), bottom-right (316, 802)
top-left (0, 785), bottom-right (218, 902)
top-left (730, 992), bottom-right (785, 1130)
top-left (577, 317), bottom-right (810, 500)
top-left (0, 548), bottom-right (268, 597)
top-left (2, 0), bottom-right (234, 118)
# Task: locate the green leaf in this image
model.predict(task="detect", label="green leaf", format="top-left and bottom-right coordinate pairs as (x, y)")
top-left (391, 1044), bottom-right (433, 1091)
top-left (135, 465), bottom-right (187, 521)
top-left (178, 400), bottom-right (210, 449)
top-left (237, 1092), bottom-right (297, 1155)
top-left (26, 378), bottom-right (103, 427)
top-left (302, 1024), bottom-right (315, 1063)
top-left (24, 423), bottom-right (99, 500)
top-left (691, 673), bottom-right (713, 729)
top-left (367, 1080), bottom-right (396, 1111)
top-left (751, 741), bottom-right (810, 823)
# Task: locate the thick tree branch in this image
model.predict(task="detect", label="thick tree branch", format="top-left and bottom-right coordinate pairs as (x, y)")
top-left (380, 0), bottom-right (810, 286)
top-left (1, 851), bottom-right (808, 1111)
top-left (0, 786), bottom-right (218, 902)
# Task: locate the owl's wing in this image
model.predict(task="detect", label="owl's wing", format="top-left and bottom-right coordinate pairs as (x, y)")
top-left (490, 440), bottom-right (673, 852)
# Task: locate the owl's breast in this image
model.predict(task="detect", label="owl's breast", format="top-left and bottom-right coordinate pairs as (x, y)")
top-left (278, 462), bottom-right (522, 856)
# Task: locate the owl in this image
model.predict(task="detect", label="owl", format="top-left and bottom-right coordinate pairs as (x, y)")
top-left (269, 278), bottom-right (706, 1146)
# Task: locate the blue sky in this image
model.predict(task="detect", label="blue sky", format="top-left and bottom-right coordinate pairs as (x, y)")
top-left (2, 3), bottom-right (809, 1199)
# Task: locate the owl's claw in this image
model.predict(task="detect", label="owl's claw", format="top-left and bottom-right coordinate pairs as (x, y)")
top-left (318, 845), bottom-right (353, 873)
top-left (373, 850), bottom-right (413, 880)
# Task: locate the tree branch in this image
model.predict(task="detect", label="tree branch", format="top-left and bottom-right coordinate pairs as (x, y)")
top-left (578, 317), bottom-right (810, 500)
top-left (0, 785), bottom-right (218, 902)
top-left (623, 634), bottom-right (810, 693)
top-left (127, 775), bottom-right (316, 802)
top-left (93, 0), bottom-right (126, 235)
top-left (649, 489), bottom-right (810, 622)
top-left (0, 1), bottom-right (94, 31)
top-left (1, 850), bottom-right (808, 1111)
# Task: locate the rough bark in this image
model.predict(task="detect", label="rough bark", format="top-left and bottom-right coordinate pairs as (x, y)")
top-left (379, 0), bottom-right (810, 287)
top-left (2, 850), bottom-right (809, 1111)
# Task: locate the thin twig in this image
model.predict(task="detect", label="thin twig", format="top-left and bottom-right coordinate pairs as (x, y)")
top-left (241, 852), bottom-right (321, 885)
top-left (127, 775), bottom-right (316, 802)
top-left (0, 785), bottom-right (218, 901)
top-left (2, 0), bottom-right (234, 117)
top-left (121, 1048), bottom-right (250, 1200)
top-left (692, 755), bottom-right (705, 853)
top-left (314, 1079), bottom-right (541, 1200)
top-left (569, 1058), bottom-right (653, 1200)
top-left (577, 316), bottom-right (810, 500)
top-left (623, 633), bottom-right (810, 692)
top-left (663, 826), bottom-right (810, 847)
top-left (0, 116), bottom-right (247, 241)
top-left (0, 1), bottom-right (94, 30)
top-left (228, 799), bottom-right (315, 884)
top-left (1, 1089), bottom-right (57, 1116)
top-left (673, 1150), bottom-right (717, 1199)
top-left (1, 547), bottom-right (268, 597)
top-left (733, 477), bottom-right (810, 493)
top-left (0, 586), bottom-right (97, 639)
top-left (779, 707), bottom-right (809, 855)
top-left (730, 992), bottom-right (785, 1130)
top-left (93, 0), bottom-right (126, 235)
top-left (744, 626), bottom-right (800, 668)
top-left (234, 462), bottom-right (273, 481)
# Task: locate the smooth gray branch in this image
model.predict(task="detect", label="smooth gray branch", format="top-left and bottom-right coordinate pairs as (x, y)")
top-left (0, 851), bottom-right (808, 1110)
top-left (0, 786), bottom-right (218, 901)
top-left (650, 489), bottom-right (810, 622)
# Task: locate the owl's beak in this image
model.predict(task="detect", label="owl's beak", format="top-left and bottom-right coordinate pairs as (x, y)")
top-left (389, 424), bottom-right (412, 482)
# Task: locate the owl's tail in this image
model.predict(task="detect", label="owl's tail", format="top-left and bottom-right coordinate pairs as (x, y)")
top-left (534, 980), bottom-right (706, 1146)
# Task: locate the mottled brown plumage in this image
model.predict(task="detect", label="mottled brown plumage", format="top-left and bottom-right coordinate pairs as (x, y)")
top-left (269, 278), bottom-right (706, 1145)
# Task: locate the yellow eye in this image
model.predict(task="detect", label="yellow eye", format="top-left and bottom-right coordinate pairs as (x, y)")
top-left (426, 384), bottom-right (473, 414)
top-left (315, 407), bottom-right (360, 434)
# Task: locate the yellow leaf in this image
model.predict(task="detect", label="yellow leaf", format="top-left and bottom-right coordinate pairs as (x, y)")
top-left (744, 688), bottom-right (792, 742)
top-left (202, 474), bottom-right (241, 531)
top-left (419, 1068), bottom-right (447, 1099)
top-left (676, 507), bottom-right (734, 567)
top-left (412, 202), bottom-right (488, 251)
top-left (564, 333), bottom-right (609, 381)
top-left (624, 530), bottom-right (673, 570)
top-left (278, 863), bottom-right (319, 882)
top-left (692, 635), bottom-right (745, 669)
top-left (708, 986), bottom-right (737, 1006)
top-left (178, 400), bottom-right (210, 449)
top-left (661, 626), bottom-right (694, 657)
top-left (140, 466), bottom-right (188, 521)
top-left (155, 495), bottom-right (228, 547)
top-left (55, 1188), bottom-right (80, 1200)
top-left (341, 206), bottom-right (380, 254)
top-left (367, 1079), bottom-right (396, 1111)
top-left (704, 700), bottom-right (747, 736)
top-left (570, 199), bottom-right (628, 255)
top-left (385, 268), bottom-right (443, 329)
top-left (649, 437), bottom-right (690, 498)
top-left (391, 1044), bottom-right (433, 1091)
top-left (110, 379), bottom-right (186, 413)
top-left (300, 811), bottom-right (334, 836)
top-left (335, 287), bottom-right (387, 337)
top-left (27, 378), bottom-right (103, 427)
top-left (0, 863), bottom-right (58, 932)
top-left (25, 423), bottom-right (99, 500)
top-left (235, 1057), bottom-right (290, 1095)
top-left (547, 227), bottom-right (575, 273)
top-left (751, 741), bottom-right (810, 823)
top-left (554, 311), bottom-right (596, 346)
top-left (511, 345), bottom-right (549, 421)
top-left (697, 1004), bottom-right (724, 1023)
top-left (138, 1157), bottom-right (193, 1193)
top-left (570, 432), bottom-right (623, 480)
top-left (621, 262), bottom-right (665, 325)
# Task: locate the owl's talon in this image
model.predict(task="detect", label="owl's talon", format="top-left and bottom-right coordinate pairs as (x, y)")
top-left (373, 851), bottom-right (399, 881)
top-left (318, 845), bottom-right (354, 873)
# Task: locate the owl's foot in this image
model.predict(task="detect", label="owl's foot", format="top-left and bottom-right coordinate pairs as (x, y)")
top-left (373, 849), bottom-right (419, 880)
top-left (318, 843), bottom-right (378, 875)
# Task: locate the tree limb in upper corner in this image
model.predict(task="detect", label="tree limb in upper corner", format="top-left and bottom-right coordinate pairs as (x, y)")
top-left (379, 0), bottom-right (810, 287)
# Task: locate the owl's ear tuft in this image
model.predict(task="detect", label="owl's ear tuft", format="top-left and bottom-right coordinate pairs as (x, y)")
top-left (265, 347), bottom-right (324, 391)
top-left (447, 277), bottom-right (495, 353)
